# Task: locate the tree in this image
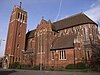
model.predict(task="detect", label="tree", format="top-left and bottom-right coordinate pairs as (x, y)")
top-left (90, 36), bottom-right (100, 71)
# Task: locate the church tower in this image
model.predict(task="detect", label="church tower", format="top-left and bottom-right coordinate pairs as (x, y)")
top-left (3, 3), bottom-right (27, 68)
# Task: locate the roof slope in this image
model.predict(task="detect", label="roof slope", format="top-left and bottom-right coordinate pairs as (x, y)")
top-left (51, 35), bottom-right (74, 50)
top-left (26, 29), bottom-right (36, 39)
top-left (52, 13), bottom-right (96, 31)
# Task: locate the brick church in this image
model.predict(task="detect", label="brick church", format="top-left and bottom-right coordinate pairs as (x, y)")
top-left (3, 5), bottom-right (99, 69)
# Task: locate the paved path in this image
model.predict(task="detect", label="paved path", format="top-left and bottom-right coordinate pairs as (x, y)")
top-left (0, 69), bottom-right (100, 75)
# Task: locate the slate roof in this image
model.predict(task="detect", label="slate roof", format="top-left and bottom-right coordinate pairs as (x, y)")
top-left (52, 13), bottom-right (97, 31)
top-left (25, 13), bottom-right (97, 50)
top-left (50, 35), bottom-right (74, 50)
top-left (26, 29), bottom-right (36, 39)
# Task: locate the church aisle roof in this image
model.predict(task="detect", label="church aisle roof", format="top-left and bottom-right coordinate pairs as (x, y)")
top-left (26, 29), bottom-right (36, 39)
top-left (51, 35), bottom-right (74, 50)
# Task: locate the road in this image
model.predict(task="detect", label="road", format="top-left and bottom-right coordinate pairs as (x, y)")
top-left (0, 69), bottom-right (100, 75)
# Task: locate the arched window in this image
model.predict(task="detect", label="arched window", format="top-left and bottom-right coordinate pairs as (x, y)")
top-left (30, 39), bottom-right (32, 48)
top-left (18, 13), bottom-right (20, 19)
top-left (18, 33), bottom-right (21, 37)
top-left (23, 15), bottom-right (24, 21)
top-left (69, 30), bottom-right (72, 35)
top-left (52, 51), bottom-right (54, 60)
top-left (84, 28), bottom-right (88, 41)
top-left (20, 13), bottom-right (22, 20)
top-left (76, 28), bottom-right (80, 35)
top-left (42, 34), bottom-right (44, 52)
top-left (87, 51), bottom-right (90, 60)
top-left (17, 44), bottom-right (19, 48)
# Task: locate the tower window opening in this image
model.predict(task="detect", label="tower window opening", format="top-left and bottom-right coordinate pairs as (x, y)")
top-left (17, 44), bottom-right (19, 48)
top-left (30, 39), bottom-right (32, 48)
top-left (20, 13), bottom-right (22, 20)
top-left (18, 33), bottom-right (21, 37)
top-left (18, 13), bottom-right (20, 19)
top-left (23, 15), bottom-right (24, 21)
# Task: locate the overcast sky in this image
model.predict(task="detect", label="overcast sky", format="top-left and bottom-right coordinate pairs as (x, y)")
top-left (0, 0), bottom-right (100, 57)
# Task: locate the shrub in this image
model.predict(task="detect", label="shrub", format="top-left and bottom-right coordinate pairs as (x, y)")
top-left (46, 66), bottom-right (54, 71)
top-left (54, 66), bottom-right (65, 71)
top-left (46, 66), bottom-right (65, 71)
top-left (66, 62), bottom-right (89, 69)
top-left (22, 64), bottom-right (32, 70)
top-left (9, 62), bottom-right (21, 69)
top-left (65, 64), bottom-right (75, 69)
top-left (76, 62), bottom-right (88, 69)
top-left (33, 65), bottom-right (40, 70)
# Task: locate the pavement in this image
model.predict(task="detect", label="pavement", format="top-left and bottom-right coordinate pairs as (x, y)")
top-left (0, 69), bottom-right (100, 75)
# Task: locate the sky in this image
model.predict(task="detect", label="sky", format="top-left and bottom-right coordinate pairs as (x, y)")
top-left (0, 0), bottom-right (100, 57)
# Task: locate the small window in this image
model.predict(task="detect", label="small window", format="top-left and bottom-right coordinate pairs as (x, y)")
top-left (59, 50), bottom-right (66, 60)
top-left (20, 13), bottom-right (22, 20)
top-left (87, 51), bottom-right (90, 60)
top-left (60, 51), bottom-right (61, 59)
top-left (59, 32), bottom-right (63, 36)
top-left (18, 13), bottom-right (20, 19)
top-left (54, 32), bottom-right (56, 35)
top-left (64, 50), bottom-right (66, 59)
top-left (19, 58), bottom-right (20, 61)
top-left (52, 51), bottom-right (54, 60)
top-left (17, 44), bottom-right (19, 48)
top-left (18, 33), bottom-right (21, 37)
top-left (16, 58), bottom-right (17, 61)
top-left (84, 28), bottom-right (88, 41)
top-left (30, 39), bottom-right (32, 48)
top-left (23, 15), bottom-right (24, 20)
top-left (69, 30), bottom-right (72, 35)
top-left (42, 34), bottom-right (44, 52)
top-left (13, 57), bottom-right (14, 62)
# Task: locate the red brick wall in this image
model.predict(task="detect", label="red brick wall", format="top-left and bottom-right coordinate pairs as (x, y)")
top-left (49, 49), bottom-right (74, 67)
top-left (4, 6), bottom-right (27, 64)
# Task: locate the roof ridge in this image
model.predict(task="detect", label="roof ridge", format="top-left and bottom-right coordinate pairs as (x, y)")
top-left (53, 12), bottom-right (84, 24)
top-left (27, 29), bottom-right (36, 33)
top-left (52, 12), bottom-right (96, 31)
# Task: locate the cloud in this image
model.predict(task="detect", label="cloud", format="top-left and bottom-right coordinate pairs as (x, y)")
top-left (98, 26), bottom-right (100, 35)
top-left (90, 0), bottom-right (100, 8)
top-left (84, 0), bottom-right (100, 25)
top-left (84, 0), bottom-right (100, 33)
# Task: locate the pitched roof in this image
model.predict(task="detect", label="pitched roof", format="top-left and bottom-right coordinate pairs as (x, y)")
top-left (26, 29), bottom-right (36, 39)
top-left (52, 13), bottom-right (97, 31)
top-left (50, 35), bottom-right (74, 50)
